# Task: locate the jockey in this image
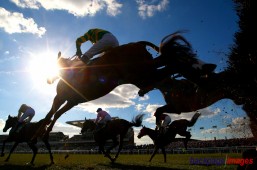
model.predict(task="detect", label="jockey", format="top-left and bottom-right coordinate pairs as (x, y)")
top-left (155, 113), bottom-right (171, 134)
top-left (13, 104), bottom-right (35, 133)
top-left (95, 108), bottom-right (112, 130)
top-left (76, 28), bottom-right (119, 64)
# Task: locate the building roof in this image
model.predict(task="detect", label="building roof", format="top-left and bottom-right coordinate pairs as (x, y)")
top-left (66, 117), bottom-right (119, 128)
top-left (66, 120), bottom-right (87, 128)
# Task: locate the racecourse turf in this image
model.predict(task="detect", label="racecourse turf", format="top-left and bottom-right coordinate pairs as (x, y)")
top-left (0, 153), bottom-right (242, 170)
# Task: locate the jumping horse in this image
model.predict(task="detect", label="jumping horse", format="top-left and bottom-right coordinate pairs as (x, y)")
top-left (33, 31), bottom-right (215, 139)
top-left (139, 71), bottom-right (243, 124)
top-left (81, 114), bottom-right (144, 163)
top-left (1, 115), bottom-right (54, 165)
top-left (137, 112), bottom-right (200, 162)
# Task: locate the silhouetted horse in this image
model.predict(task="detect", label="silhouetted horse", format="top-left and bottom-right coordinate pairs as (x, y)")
top-left (1, 115), bottom-right (53, 165)
top-left (33, 31), bottom-right (214, 139)
top-left (137, 112), bottom-right (200, 162)
top-left (81, 114), bottom-right (144, 163)
top-left (140, 71), bottom-right (243, 124)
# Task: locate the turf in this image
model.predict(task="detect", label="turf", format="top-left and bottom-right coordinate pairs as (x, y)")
top-left (0, 153), bottom-right (241, 170)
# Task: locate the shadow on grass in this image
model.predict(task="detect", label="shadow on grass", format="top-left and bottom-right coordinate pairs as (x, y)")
top-left (0, 164), bottom-right (51, 170)
top-left (99, 162), bottom-right (187, 170)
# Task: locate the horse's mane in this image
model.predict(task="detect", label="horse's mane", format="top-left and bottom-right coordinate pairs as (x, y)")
top-left (159, 30), bottom-right (197, 62)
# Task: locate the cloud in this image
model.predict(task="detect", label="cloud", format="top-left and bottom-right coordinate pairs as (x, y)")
top-left (78, 84), bottom-right (139, 113)
top-left (136, 0), bottom-right (169, 19)
top-left (10, 0), bottom-right (122, 17)
top-left (0, 7), bottom-right (46, 37)
top-left (52, 121), bottom-right (81, 137)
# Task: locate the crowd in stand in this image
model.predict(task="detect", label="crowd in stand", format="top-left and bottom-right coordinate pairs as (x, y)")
top-left (134, 137), bottom-right (257, 150)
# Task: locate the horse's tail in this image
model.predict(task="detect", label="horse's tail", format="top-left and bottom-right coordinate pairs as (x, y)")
top-left (129, 114), bottom-right (145, 127)
top-left (187, 112), bottom-right (201, 127)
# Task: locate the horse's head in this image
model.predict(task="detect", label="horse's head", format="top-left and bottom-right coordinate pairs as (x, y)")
top-left (81, 120), bottom-right (96, 134)
top-left (3, 115), bottom-right (18, 132)
top-left (137, 126), bottom-right (148, 139)
top-left (57, 52), bottom-right (72, 69)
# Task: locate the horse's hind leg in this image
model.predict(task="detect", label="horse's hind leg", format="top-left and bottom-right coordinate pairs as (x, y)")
top-left (5, 142), bottom-right (19, 162)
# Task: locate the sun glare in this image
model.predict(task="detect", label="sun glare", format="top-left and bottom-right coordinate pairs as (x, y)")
top-left (27, 52), bottom-right (60, 88)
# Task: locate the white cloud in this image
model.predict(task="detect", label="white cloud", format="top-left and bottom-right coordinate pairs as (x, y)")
top-left (136, 0), bottom-right (169, 19)
top-left (144, 104), bottom-right (162, 115)
top-left (11, 0), bottom-right (122, 17)
top-left (52, 121), bottom-right (81, 137)
top-left (0, 7), bottom-right (46, 37)
top-left (78, 84), bottom-right (139, 113)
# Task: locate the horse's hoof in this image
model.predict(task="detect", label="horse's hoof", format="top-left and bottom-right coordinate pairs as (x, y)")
top-left (27, 162), bottom-right (34, 166)
top-left (111, 158), bottom-right (116, 163)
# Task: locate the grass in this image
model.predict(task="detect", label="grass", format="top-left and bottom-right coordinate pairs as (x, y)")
top-left (0, 153), bottom-right (242, 170)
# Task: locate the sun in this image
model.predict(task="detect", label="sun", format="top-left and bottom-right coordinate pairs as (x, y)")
top-left (27, 51), bottom-right (60, 88)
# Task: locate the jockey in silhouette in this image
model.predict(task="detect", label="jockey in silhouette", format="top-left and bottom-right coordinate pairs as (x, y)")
top-left (95, 108), bottom-right (112, 130)
top-left (12, 104), bottom-right (35, 133)
top-left (76, 28), bottom-right (119, 64)
top-left (155, 113), bottom-right (171, 134)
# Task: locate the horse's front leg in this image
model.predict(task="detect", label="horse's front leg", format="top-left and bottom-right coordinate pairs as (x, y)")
top-left (99, 144), bottom-right (114, 162)
top-left (5, 142), bottom-right (19, 162)
top-left (27, 142), bottom-right (38, 165)
top-left (45, 102), bottom-right (76, 136)
top-left (32, 95), bottom-right (65, 140)
top-left (1, 139), bottom-right (8, 157)
top-left (106, 136), bottom-right (119, 156)
top-left (42, 137), bottom-right (54, 165)
top-left (149, 146), bottom-right (159, 162)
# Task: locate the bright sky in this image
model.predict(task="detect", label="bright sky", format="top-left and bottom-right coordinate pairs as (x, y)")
top-left (0, 0), bottom-right (251, 145)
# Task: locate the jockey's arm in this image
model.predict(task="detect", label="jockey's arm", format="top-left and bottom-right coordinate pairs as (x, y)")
top-left (75, 32), bottom-right (90, 56)
top-left (17, 107), bottom-right (23, 119)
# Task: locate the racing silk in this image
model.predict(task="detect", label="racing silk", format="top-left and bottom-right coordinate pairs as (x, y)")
top-left (95, 110), bottom-right (111, 123)
top-left (18, 104), bottom-right (30, 114)
top-left (76, 28), bottom-right (110, 50)
top-left (18, 104), bottom-right (35, 123)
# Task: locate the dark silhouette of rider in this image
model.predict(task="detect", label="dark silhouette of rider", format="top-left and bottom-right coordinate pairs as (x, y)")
top-left (75, 28), bottom-right (119, 64)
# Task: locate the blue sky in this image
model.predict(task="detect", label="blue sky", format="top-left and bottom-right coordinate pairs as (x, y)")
top-left (0, 0), bottom-right (251, 145)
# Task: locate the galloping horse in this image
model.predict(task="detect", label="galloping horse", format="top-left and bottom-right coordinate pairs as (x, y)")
top-left (140, 71), bottom-right (243, 123)
top-left (81, 114), bottom-right (144, 163)
top-left (33, 31), bottom-right (214, 139)
top-left (1, 115), bottom-right (54, 165)
top-left (137, 112), bottom-right (200, 162)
